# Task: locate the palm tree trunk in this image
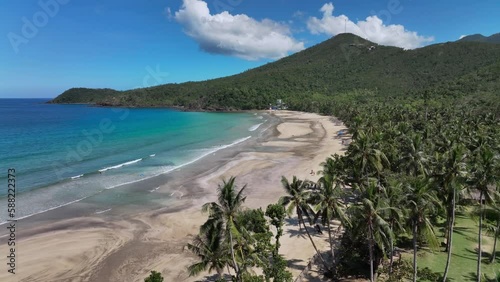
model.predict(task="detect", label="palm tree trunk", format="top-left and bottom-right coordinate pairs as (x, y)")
top-left (369, 224), bottom-right (375, 282)
top-left (413, 221), bottom-right (418, 282)
top-left (228, 223), bottom-right (239, 281)
top-left (217, 267), bottom-right (223, 281)
top-left (491, 220), bottom-right (499, 263)
top-left (298, 209), bottom-right (303, 232)
top-left (444, 210), bottom-right (451, 252)
top-left (389, 222), bottom-right (394, 275)
top-left (477, 191), bottom-right (483, 282)
top-left (300, 216), bottom-right (328, 269)
top-left (327, 219), bottom-right (335, 261)
top-left (443, 189), bottom-right (456, 282)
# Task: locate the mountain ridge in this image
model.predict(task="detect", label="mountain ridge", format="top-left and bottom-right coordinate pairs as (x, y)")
top-left (458, 33), bottom-right (500, 44)
top-left (50, 33), bottom-right (500, 111)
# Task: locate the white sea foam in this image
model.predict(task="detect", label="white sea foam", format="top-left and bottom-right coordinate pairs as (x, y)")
top-left (150, 154), bottom-right (156, 157)
top-left (71, 174), bottom-right (83, 180)
top-left (105, 136), bottom-right (252, 190)
top-left (249, 123), bottom-right (263, 131)
top-left (95, 208), bottom-right (112, 214)
top-left (99, 158), bottom-right (142, 173)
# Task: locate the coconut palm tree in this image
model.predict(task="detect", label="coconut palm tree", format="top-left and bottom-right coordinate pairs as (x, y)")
top-left (403, 176), bottom-right (440, 282)
top-left (319, 154), bottom-right (345, 180)
top-left (433, 144), bottom-right (467, 282)
top-left (279, 176), bottom-right (328, 268)
top-left (484, 207), bottom-right (500, 264)
top-left (350, 181), bottom-right (396, 282)
top-left (468, 147), bottom-right (499, 281)
top-left (313, 173), bottom-right (349, 262)
top-left (233, 209), bottom-right (269, 277)
top-left (384, 179), bottom-right (405, 275)
top-left (472, 193), bottom-right (500, 264)
top-left (399, 133), bottom-right (428, 177)
top-left (187, 220), bottom-right (230, 280)
top-left (348, 130), bottom-right (390, 187)
top-left (202, 177), bottom-right (247, 280)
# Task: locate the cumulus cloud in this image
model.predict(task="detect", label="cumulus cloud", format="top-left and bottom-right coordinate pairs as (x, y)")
top-left (174, 0), bottom-right (305, 60)
top-left (307, 3), bottom-right (434, 49)
top-left (459, 35), bottom-right (468, 39)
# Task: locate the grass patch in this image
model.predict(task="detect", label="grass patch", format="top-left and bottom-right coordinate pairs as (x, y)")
top-left (415, 213), bottom-right (499, 281)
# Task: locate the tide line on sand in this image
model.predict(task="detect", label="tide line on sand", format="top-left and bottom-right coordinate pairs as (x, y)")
top-left (0, 195), bottom-right (90, 226)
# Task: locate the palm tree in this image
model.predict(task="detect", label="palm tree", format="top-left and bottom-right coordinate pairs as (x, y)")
top-left (279, 176), bottom-right (328, 268)
top-left (187, 220), bottom-right (230, 280)
top-left (468, 147), bottom-right (499, 281)
top-left (399, 134), bottom-right (428, 177)
top-left (473, 193), bottom-right (500, 264)
top-left (313, 173), bottom-right (349, 262)
top-left (233, 209), bottom-right (268, 277)
top-left (385, 180), bottom-right (405, 275)
top-left (319, 154), bottom-right (345, 180)
top-left (202, 177), bottom-right (247, 280)
top-left (404, 176), bottom-right (440, 282)
top-left (434, 144), bottom-right (467, 282)
top-left (350, 181), bottom-right (395, 282)
top-left (348, 130), bottom-right (390, 187)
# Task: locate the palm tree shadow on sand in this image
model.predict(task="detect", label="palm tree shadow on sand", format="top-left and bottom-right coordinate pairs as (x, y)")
top-left (285, 217), bottom-right (324, 239)
top-left (195, 273), bottom-right (233, 282)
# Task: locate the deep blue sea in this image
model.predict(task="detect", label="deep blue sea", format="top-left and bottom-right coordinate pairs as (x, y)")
top-left (0, 99), bottom-right (267, 222)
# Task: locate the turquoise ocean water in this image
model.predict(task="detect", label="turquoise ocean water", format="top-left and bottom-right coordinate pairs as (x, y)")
top-left (0, 99), bottom-right (267, 222)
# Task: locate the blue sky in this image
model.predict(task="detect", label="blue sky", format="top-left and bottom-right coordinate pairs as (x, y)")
top-left (1, 0), bottom-right (499, 98)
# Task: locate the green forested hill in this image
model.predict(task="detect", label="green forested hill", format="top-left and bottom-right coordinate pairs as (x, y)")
top-left (50, 33), bottom-right (500, 111)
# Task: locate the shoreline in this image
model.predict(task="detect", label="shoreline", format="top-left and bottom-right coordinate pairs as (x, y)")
top-left (0, 111), bottom-right (348, 282)
top-left (46, 100), bottom-right (272, 114)
top-left (0, 110), bottom-right (275, 224)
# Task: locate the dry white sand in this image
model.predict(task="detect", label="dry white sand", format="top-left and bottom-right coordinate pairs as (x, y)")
top-left (0, 111), bottom-right (348, 282)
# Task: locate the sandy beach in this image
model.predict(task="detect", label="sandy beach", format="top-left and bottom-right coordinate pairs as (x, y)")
top-left (0, 111), bottom-right (348, 282)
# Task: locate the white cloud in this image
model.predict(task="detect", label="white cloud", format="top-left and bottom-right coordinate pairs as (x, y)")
top-left (459, 35), bottom-right (468, 39)
top-left (174, 0), bottom-right (305, 60)
top-left (307, 3), bottom-right (434, 49)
